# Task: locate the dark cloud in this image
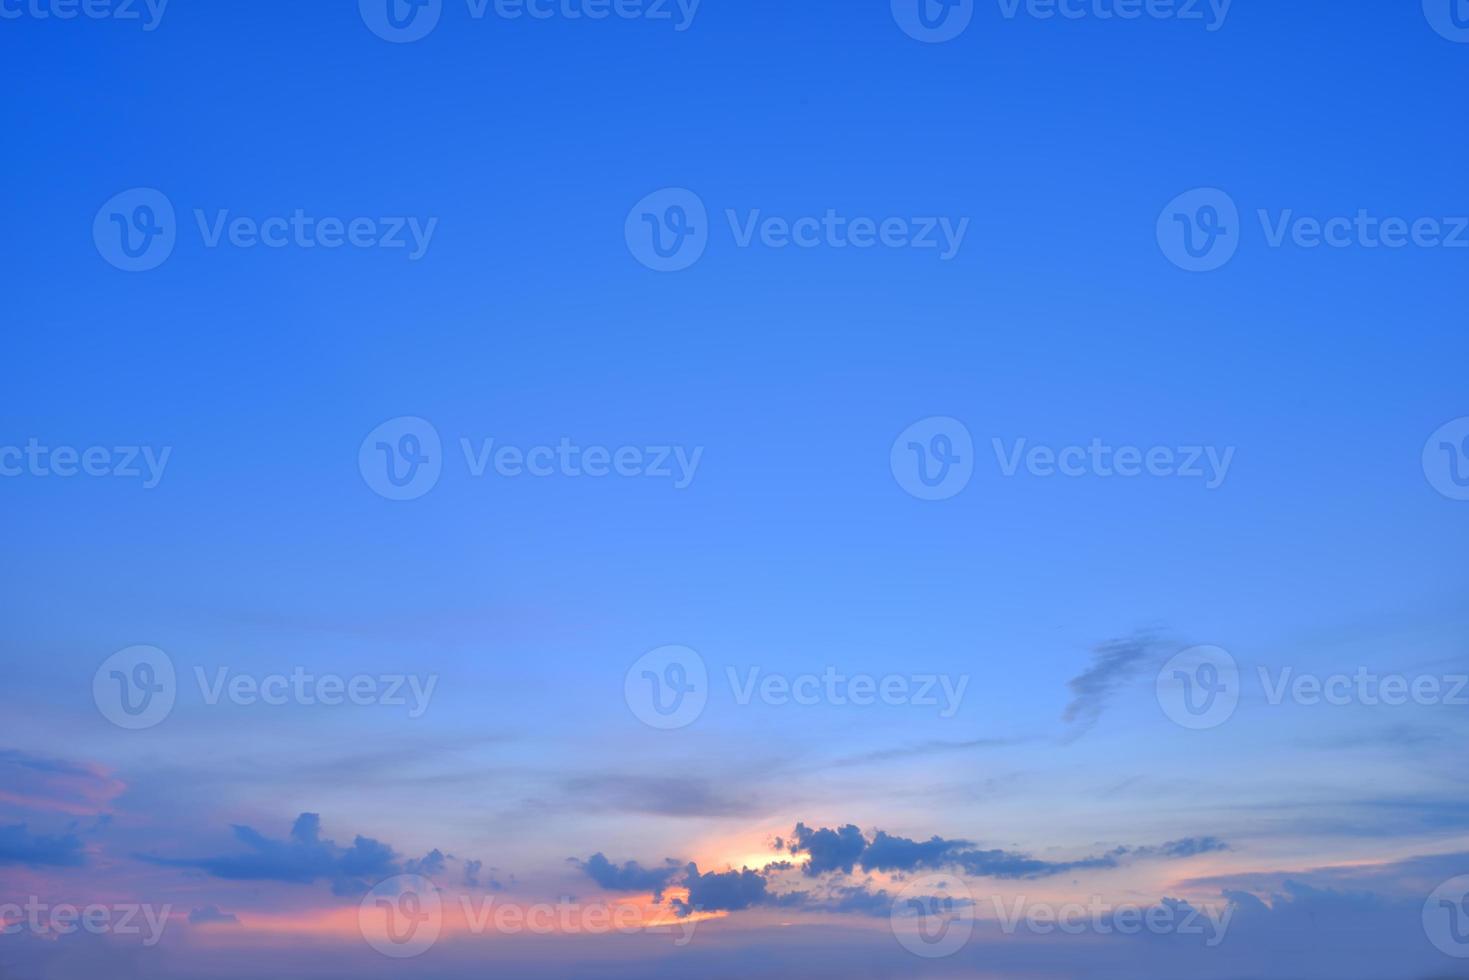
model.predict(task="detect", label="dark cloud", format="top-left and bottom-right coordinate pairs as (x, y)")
top-left (672, 864), bottom-right (771, 917)
top-left (561, 775), bottom-right (758, 818)
top-left (187, 905), bottom-right (239, 925)
top-left (0, 823), bottom-right (86, 867)
top-left (1063, 634), bottom-right (1161, 737)
top-left (139, 812), bottom-right (458, 896)
top-left (786, 823), bottom-right (867, 877)
top-left (573, 853), bottom-right (682, 901)
top-left (788, 824), bottom-right (1224, 881)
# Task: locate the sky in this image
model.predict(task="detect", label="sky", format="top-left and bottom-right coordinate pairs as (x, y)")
top-left (2, 1), bottom-right (1469, 978)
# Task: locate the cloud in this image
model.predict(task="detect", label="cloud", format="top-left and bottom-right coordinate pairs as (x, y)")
top-left (671, 864), bottom-right (772, 917)
top-left (784, 823), bottom-right (867, 877)
top-left (187, 905), bottom-right (239, 925)
top-left (785, 824), bottom-right (1226, 881)
top-left (0, 823), bottom-right (86, 867)
top-left (560, 775), bottom-right (759, 818)
top-left (138, 812), bottom-right (458, 896)
top-left (572, 853), bottom-right (682, 901)
top-left (1062, 634), bottom-right (1161, 737)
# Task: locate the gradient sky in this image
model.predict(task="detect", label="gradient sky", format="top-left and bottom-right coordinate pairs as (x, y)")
top-left (3, 1), bottom-right (1469, 978)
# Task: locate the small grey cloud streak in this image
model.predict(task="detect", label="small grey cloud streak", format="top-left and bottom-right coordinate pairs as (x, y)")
top-left (1062, 633), bottom-right (1163, 738)
top-left (574, 822), bottom-right (1229, 917)
top-left (137, 812), bottom-right (470, 897)
top-left (187, 905), bottom-right (239, 925)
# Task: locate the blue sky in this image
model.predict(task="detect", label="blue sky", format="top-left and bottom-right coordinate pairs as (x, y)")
top-left (2, 2), bottom-right (1469, 978)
